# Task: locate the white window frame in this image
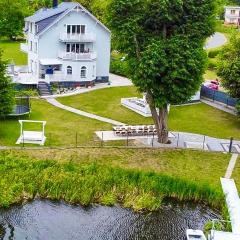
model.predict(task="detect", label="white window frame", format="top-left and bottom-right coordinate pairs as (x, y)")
top-left (81, 66), bottom-right (87, 78)
top-left (67, 66), bottom-right (72, 75)
top-left (66, 24), bottom-right (86, 35)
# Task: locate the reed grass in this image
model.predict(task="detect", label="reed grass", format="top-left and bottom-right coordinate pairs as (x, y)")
top-left (0, 152), bottom-right (224, 211)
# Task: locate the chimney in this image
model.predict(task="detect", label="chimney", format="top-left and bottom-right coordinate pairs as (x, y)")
top-left (53, 0), bottom-right (58, 8)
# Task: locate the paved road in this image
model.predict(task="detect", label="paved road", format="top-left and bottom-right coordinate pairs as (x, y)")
top-left (205, 32), bottom-right (227, 50)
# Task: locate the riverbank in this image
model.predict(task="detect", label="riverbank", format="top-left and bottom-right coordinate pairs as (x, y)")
top-left (0, 149), bottom-right (229, 210)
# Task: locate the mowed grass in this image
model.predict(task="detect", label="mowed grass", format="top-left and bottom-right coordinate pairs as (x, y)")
top-left (0, 39), bottom-right (27, 65)
top-left (58, 86), bottom-right (240, 140)
top-left (0, 99), bottom-right (111, 146)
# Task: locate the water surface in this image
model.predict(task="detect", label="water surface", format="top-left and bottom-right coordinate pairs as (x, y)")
top-left (0, 200), bottom-right (219, 240)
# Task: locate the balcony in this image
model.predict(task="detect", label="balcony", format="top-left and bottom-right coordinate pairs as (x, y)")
top-left (20, 43), bottom-right (28, 53)
top-left (59, 33), bottom-right (96, 42)
top-left (58, 51), bottom-right (97, 61)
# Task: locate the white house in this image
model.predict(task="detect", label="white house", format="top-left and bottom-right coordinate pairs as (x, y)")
top-left (224, 6), bottom-right (240, 25)
top-left (20, 1), bottom-right (111, 87)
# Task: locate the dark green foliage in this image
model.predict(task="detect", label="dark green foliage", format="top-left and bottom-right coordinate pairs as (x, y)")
top-left (0, 152), bottom-right (223, 210)
top-left (208, 49), bottom-right (221, 59)
top-left (108, 0), bottom-right (216, 107)
top-left (0, 0), bottom-right (29, 40)
top-left (0, 50), bottom-right (14, 117)
top-left (218, 34), bottom-right (240, 115)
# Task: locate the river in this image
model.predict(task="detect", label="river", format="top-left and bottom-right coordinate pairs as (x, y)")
top-left (0, 200), bottom-right (219, 240)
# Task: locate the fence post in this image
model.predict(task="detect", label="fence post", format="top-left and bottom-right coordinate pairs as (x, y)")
top-left (151, 132), bottom-right (154, 147)
top-left (126, 132), bottom-right (129, 147)
top-left (177, 133), bottom-right (180, 148)
top-left (229, 137), bottom-right (234, 153)
top-left (203, 135), bottom-right (206, 150)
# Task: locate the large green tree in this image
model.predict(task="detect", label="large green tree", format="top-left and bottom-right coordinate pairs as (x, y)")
top-left (0, 50), bottom-right (14, 117)
top-left (0, 0), bottom-right (30, 40)
top-left (108, 0), bottom-right (215, 143)
top-left (218, 34), bottom-right (240, 115)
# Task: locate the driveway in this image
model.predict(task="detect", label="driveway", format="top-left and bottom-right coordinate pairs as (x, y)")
top-left (205, 32), bottom-right (227, 50)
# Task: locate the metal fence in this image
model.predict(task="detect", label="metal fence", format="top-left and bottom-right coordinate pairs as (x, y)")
top-left (200, 85), bottom-right (238, 107)
top-left (17, 131), bottom-right (240, 154)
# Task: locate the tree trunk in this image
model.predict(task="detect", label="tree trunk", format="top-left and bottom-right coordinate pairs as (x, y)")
top-left (146, 91), bottom-right (169, 144)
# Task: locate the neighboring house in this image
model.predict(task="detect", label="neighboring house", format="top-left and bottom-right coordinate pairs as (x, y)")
top-left (20, 0), bottom-right (111, 86)
top-left (224, 6), bottom-right (240, 25)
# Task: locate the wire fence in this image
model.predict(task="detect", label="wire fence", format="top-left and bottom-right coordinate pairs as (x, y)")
top-left (18, 131), bottom-right (240, 154)
top-left (200, 85), bottom-right (238, 107)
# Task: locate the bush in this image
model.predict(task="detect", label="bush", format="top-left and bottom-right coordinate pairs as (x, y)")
top-left (208, 49), bottom-right (221, 58)
top-left (110, 58), bottom-right (130, 77)
top-left (208, 58), bottom-right (218, 69)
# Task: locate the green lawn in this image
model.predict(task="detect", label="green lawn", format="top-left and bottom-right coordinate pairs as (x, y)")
top-left (58, 86), bottom-right (240, 140)
top-left (204, 69), bottom-right (218, 80)
top-left (0, 99), bottom-right (111, 146)
top-left (0, 39), bottom-right (27, 65)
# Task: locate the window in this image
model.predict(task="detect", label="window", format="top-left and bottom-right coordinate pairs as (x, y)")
top-left (66, 25), bottom-right (86, 34)
top-left (231, 10), bottom-right (236, 15)
top-left (81, 66), bottom-right (87, 78)
top-left (72, 25), bottom-right (76, 34)
top-left (66, 44), bottom-right (70, 52)
top-left (35, 42), bottom-right (38, 53)
top-left (67, 66), bottom-right (72, 75)
top-left (67, 25), bottom-right (71, 34)
top-left (30, 23), bottom-right (33, 33)
top-left (81, 25), bottom-right (85, 34)
top-left (30, 41), bottom-right (33, 51)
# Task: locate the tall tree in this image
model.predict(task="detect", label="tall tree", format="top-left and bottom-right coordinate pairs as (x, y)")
top-left (0, 50), bottom-right (14, 117)
top-left (0, 0), bottom-right (30, 40)
top-left (218, 34), bottom-right (240, 115)
top-left (108, 0), bottom-right (216, 143)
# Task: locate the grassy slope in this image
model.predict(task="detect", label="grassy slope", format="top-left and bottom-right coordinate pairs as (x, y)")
top-left (0, 40), bottom-right (27, 65)
top-left (0, 99), bottom-right (111, 146)
top-left (0, 149), bottom-right (229, 209)
top-left (14, 148), bottom-right (230, 189)
top-left (58, 86), bottom-right (240, 140)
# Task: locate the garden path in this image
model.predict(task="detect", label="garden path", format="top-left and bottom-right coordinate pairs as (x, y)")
top-left (47, 98), bottom-right (125, 126)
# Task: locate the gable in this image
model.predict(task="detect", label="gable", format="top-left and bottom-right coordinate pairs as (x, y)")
top-left (36, 3), bottom-right (110, 37)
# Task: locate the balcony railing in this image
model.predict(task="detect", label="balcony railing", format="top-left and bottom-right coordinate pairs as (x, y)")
top-left (58, 51), bottom-right (97, 61)
top-left (20, 43), bottom-right (28, 53)
top-left (59, 33), bottom-right (96, 42)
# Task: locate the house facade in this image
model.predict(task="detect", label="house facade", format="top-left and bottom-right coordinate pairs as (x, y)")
top-left (224, 6), bottom-right (240, 25)
top-left (20, 1), bottom-right (111, 85)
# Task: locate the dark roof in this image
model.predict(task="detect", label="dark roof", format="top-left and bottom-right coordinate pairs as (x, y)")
top-left (25, 2), bottom-right (78, 22)
top-left (25, 2), bottom-right (110, 35)
top-left (36, 12), bottom-right (63, 34)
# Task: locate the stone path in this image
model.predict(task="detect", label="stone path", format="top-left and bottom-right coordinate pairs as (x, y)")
top-left (225, 154), bottom-right (239, 179)
top-left (47, 98), bottom-right (124, 126)
top-left (205, 32), bottom-right (227, 50)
